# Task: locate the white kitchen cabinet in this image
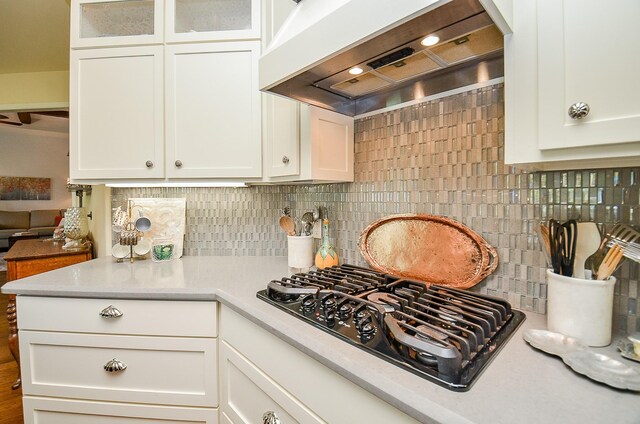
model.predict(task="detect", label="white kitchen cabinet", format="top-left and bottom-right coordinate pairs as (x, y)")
top-left (166, 0), bottom-right (260, 43)
top-left (71, 0), bottom-right (164, 48)
top-left (504, 0), bottom-right (640, 170)
top-left (263, 95), bottom-right (300, 178)
top-left (24, 397), bottom-right (218, 424)
top-left (70, 46), bottom-right (165, 180)
top-left (18, 297), bottom-right (219, 422)
top-left (264, 103), bottom-right (354, 183)
top-left (261, 0), bottom-right (354, 183)
top-left (219, 340), bottom-right (324, 424)
top-left (220, 306), bottom-right (419, 424)
top-left (165, 42), bottom-right (262, 178)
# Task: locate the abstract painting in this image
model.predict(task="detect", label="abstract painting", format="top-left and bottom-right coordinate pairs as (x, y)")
top-left (0, 176), bottom-right (21, 200)
top-left (0, 176), bottom-right (51, 200)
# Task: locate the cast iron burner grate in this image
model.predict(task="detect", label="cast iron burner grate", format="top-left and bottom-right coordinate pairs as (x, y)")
top-left (257, 265), bottom-right (525, 391)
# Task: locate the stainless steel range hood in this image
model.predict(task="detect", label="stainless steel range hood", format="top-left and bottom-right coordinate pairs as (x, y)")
top-left (259, 0), bottom-right (505, 116)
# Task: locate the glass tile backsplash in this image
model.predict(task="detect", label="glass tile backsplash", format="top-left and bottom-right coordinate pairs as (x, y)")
top-left (112, 82), bottom-right (639, 332)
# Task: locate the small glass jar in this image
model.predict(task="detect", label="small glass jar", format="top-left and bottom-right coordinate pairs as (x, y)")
top-left (151, 238), bottom-right (175, 262)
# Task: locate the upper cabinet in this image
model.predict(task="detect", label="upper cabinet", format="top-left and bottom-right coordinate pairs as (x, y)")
top-left (70, 0), bottom-right (263, 182)
top-left (505, 0), bottom-right (640, 170)
top-left (71, 0), bottom-right (260, 47)
top-left (71, 0), bottom-right (164, 48)
top-left (165, 0), bottom-right (260, 43)
top-left (165, 41), bottom-right (261, 178)
top-left (70, 46), bottom-right (165, 179)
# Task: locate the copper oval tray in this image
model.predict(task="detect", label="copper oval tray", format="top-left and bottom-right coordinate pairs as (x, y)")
top-left (358, 214), bottom-right (498, 289)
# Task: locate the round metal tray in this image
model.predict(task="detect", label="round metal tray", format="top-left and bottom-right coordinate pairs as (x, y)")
top-left (358, 214), bottom-right (498, 289)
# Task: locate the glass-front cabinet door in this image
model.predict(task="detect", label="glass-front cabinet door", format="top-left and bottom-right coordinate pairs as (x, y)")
top-left (165, 0), bottom-right (260, 43)
top-left (71, 0), bottom-right (164, 48)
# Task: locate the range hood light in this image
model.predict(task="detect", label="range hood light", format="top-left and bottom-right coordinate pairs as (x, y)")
top-left (421, 35), bottom-right (440, 46)
top-left (348, 67), bottom-right (364, 75)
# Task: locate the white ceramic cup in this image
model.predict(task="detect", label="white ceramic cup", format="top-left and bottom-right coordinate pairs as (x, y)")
top-left (546, 269), bottom-right (616, 347)
top-left (287, 235), bottom-right (314, 269)
top-left (112, 243), bottom-right (129, 259)
top-left (134, 238), bottom-right (152, 256)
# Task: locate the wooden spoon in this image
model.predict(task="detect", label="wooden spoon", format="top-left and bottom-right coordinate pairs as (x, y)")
top-left (279, 215), bottom-right (296, 236)
top-left (596, 243), bottom-right (624, 280)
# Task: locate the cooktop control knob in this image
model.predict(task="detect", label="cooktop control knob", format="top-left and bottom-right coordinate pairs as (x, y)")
top-left (338, 302), bottom-right (353, 319)
top-left (359, 322), bottom-right (376, 339)
top-left (321, 294), bottom-right (337, 311)
top-left (324, 311), bottom-right (336, 327)
top-left (301, 294), bottom-right (317, 311)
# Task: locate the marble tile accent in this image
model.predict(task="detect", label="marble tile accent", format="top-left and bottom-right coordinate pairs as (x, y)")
top-left (113, 83), bottom-right (639, 333)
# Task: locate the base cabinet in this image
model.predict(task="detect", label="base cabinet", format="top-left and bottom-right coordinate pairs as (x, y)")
top-left (23, 397), bottom-right (218, 424)
top-left (18, 297), bottom-right (218, 422)
top-left (219, 306), bottom-right (418, 424)
top-left (220, 341), bottom-right (323, 424)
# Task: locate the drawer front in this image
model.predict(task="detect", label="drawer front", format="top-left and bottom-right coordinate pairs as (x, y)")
top-left (21, 331), bottom-right (217, 407)
top-left (24, 396), bottom-right (218, 424)
top-left (220, 340), bottom-right (325, 424)
top-left (17, 297), bottom-right (217, 337)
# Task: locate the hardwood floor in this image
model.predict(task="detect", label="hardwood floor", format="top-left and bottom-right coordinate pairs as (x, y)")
top-left (0, 271), bottom-right (24, 424)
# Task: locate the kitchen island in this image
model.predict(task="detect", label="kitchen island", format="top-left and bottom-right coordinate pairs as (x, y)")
top-left (3, 256), bottom-right (639, 424)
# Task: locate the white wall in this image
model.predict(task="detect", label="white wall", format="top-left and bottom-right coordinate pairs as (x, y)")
top-left (0, 127), bottom-right (71, 211)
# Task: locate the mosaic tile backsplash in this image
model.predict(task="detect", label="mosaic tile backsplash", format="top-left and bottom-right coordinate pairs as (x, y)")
top-left (113, 83), bottom-right (640, 333)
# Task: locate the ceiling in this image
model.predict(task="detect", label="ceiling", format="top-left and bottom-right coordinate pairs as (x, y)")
top-left (0, 1), bottom-right (70, 135)
top-left (0, 0), bottom-right (70, 74)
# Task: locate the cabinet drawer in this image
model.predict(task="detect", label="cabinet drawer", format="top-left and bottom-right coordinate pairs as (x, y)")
top-left (24, 396), bottom-right (217, 424)
top-left (220, 340), bottom-right (324, 424)
top-left (17, 297), bottom-right (217, 337)
top-left (21, 331), bottom-right (217, 407)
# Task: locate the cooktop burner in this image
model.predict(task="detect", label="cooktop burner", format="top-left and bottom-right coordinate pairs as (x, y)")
top-left (257, 264), bottom-right (525, 391)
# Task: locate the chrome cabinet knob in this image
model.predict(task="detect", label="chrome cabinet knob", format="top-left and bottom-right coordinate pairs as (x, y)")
top-left (99, 305), bottom-right (123, 318)
top-left (262, 411), bottom-right (281, 424)
top-left (282, 156), bottom-right (290, 164)
top-left (104, 358), bottom-right (127, 373)
top-left (175, 160), bottom-right (183, 168)
top-left (145, 160), bottom-right (154, 168)
top-left (568, 102), bottom-right (590, 119)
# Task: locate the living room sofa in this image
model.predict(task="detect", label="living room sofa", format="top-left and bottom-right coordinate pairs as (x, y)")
top-left (0, 209), bottom-right (65, 249)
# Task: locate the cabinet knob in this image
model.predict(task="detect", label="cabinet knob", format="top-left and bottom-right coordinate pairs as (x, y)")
top-left (104, 358), bottom-right (127, 373)
top-left (282, 156), bottom-right (290, 165)
top-left (145, 160), bottom-right (154, 168)
top-left (99, 305), bottom-right (123, 318)
top-left (175, 160), bottom-right (183, 168)
top-left (568, 102), bottom-right (590, 119)
top-left (262, 411), bottom-right (281, 424)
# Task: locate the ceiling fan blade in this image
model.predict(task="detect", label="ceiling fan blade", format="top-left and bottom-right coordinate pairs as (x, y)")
top-left (0, 120), bottom-right (23, 126)
top-left (17, 112), bottom-right (32, 124)
top-left (0, 114), bottom-right (8, 119)
top-left (31, 111), bottom-right (69, 119)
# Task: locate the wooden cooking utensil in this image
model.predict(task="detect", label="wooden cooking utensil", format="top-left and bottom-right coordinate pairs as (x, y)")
top-left (279, 215), bottom-right (296, 236)
top-left (596, 243), bottom-right (624, 280)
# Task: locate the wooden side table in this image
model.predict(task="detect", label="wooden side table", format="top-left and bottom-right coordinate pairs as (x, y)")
top-left (4, 239), bottom-right (92, 389)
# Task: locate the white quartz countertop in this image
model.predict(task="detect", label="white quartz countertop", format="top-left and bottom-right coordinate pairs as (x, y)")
top-left (3, 256), bottom-right (639, 424)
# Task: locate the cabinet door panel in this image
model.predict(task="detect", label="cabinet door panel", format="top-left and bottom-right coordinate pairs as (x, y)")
top-left (537, 0), bottom-right (640, 150)
top-left (166, 0), bottom-right (260, 43)
top-left (21, 331), bottom-right (217, 407)
top-left (165, 42), bottom-right (261, 178)
top-left (219, 340), bottom-right (324, 424)
top-left (264, 94), bottom-right (299, 178)
top-left (24, 396), bottom-right (217, 424)
top-left (71, 0), bottom-right (164, 48)
top-left (70, 46), bottom-right (164, 179)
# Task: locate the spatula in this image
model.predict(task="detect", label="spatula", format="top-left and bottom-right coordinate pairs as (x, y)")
top-left (573, 222), bottom-right (601, 279)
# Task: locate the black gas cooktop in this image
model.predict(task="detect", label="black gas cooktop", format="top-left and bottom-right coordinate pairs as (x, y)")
top-left (257, 264), bottom-right (525, 391)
